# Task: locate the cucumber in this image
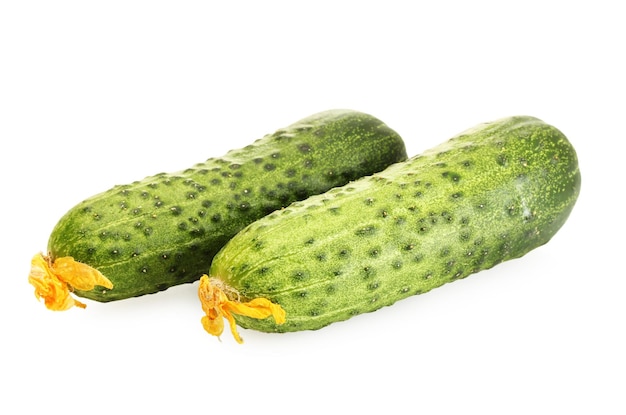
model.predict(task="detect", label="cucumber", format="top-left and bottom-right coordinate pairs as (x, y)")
top-left (30, 109), bottom-right (407, 308)
top-left (199, 116), bottom-right (580, 342)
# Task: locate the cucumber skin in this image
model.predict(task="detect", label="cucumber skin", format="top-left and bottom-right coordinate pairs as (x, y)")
top-left (47, 110), bottom-right (407, 301)
top-left (210, 116), bottom-right (581, 333)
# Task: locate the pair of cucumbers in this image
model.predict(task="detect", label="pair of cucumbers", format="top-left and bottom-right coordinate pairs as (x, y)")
top-left (29, 109), bottom-right (581, 343)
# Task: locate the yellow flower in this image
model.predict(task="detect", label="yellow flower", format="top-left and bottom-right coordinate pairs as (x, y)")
top-left (28, 253), bottom-right (113, 311)
top-left (198, 275), bottom-right (286, 344)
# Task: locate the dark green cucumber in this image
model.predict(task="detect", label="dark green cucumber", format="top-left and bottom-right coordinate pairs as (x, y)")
top-left (47, 110), bottom-right (407, 301)
top-left (208, 116), bottom-right (580, 334)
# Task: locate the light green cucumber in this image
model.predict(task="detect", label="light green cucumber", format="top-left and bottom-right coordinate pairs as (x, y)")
top-left (44, 110), bottom-right (407, 301)
top-left (207, 116), bottom-right (581, 334)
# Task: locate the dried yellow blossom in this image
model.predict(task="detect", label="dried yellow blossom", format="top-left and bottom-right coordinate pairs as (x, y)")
top-left (28, 253), bottom-right (113, 311)
top-left (198, 275), bottom-right (286, 344)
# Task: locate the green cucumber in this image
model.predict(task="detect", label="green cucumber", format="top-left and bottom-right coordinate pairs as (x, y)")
top-left (38, 110), bottom-right (407, 303)
top-left (203, 116), bottom-right (580, 337)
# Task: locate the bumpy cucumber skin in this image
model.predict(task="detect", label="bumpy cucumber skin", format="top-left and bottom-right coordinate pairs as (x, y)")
top-left (210, 116), bottom-right (581, 333)
top-left (47, 110), bottom-right (407, 301)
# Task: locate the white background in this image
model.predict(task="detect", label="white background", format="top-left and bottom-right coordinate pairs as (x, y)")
top-left (1, 1), bottom-right (624, 414)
